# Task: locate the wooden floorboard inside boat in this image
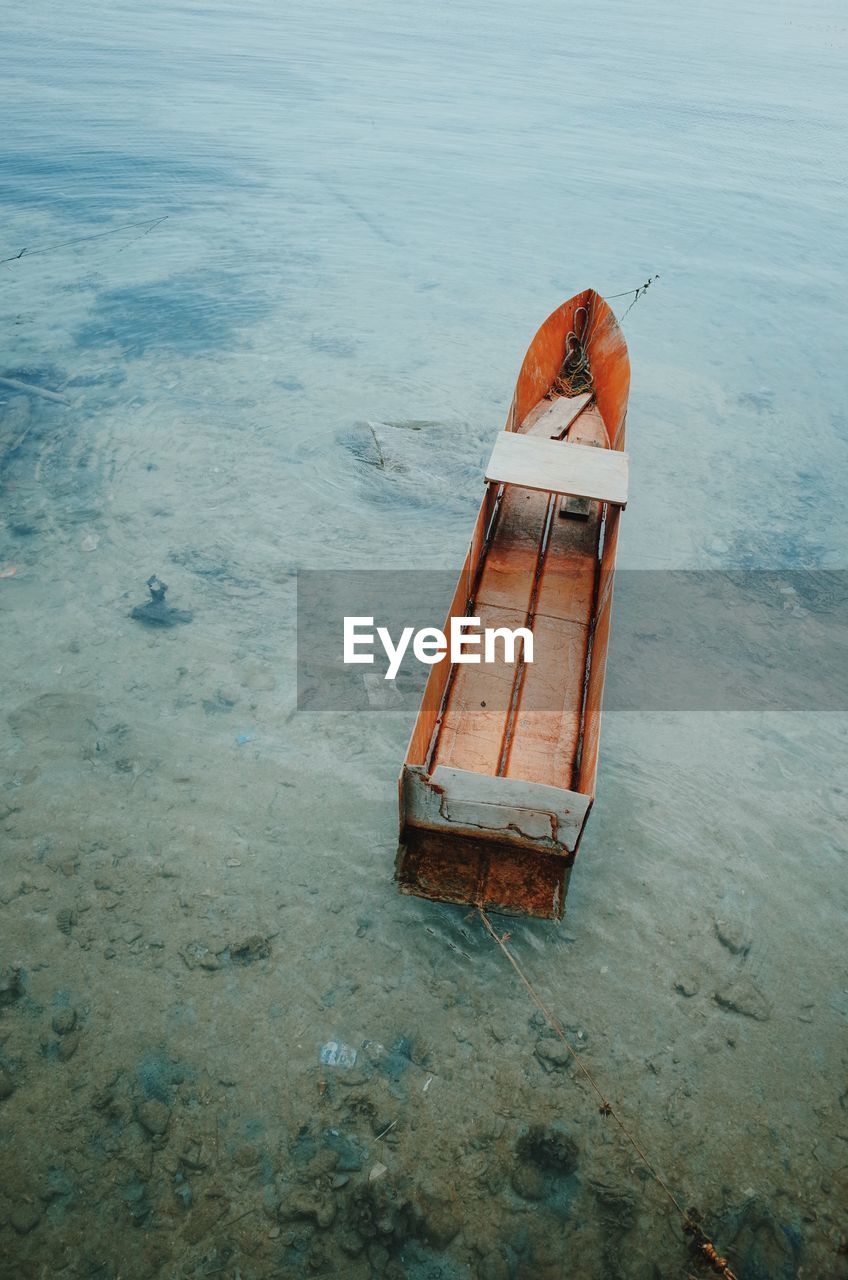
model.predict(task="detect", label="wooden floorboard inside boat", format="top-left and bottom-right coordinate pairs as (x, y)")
top-left (434, 603), bottom-right (528, 776)
top-left (429, 401), bottom-right (604, 792)
top-left (502, 614), bottom-right (590, 786)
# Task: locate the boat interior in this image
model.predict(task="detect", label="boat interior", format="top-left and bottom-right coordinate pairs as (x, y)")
top-left (397, 289), bottom-right (630, 917)
top-left (426, 391), bottom-right (613, 796)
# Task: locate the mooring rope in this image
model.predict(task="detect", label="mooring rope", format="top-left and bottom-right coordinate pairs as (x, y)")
top-left (478, 908), bottom-right (739, 1280)
top-left (0, 215), bottom-right (169, 265)
top-left (607, 273), bottom-right (660, 320)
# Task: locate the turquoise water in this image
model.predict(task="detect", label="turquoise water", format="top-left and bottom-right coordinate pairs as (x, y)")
top-left (1, 2), bottom-right (846, 1276)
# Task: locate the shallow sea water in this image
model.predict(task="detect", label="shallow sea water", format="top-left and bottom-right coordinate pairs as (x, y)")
top-left (1, 1), bottom-right (847, 1277)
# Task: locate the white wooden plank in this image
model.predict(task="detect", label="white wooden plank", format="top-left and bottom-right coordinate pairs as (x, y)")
top-left (400, 763), bottom-right (589, 855)
top-left (521, 392), bottom-right (593, 438)
top-left (485, 433), bottom-right (629, 507)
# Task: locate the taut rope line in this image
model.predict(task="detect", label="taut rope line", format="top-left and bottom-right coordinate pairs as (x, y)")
top-left (477, 908), bottom-right (739, 1280)
top-left (0, 216), bottom-right (169, 265)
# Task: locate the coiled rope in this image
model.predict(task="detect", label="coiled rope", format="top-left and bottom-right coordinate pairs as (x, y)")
top-left (553, 276), bottom-right (661, 401)
top-left (551, 303), bottom-right (594, 396)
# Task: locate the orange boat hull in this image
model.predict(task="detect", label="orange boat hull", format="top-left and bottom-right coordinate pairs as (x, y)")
top-left (396, 290), bottom-right (630, 919)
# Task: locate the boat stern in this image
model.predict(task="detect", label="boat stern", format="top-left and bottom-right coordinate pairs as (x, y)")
top-left (395, 763), bottom-right (590, 919)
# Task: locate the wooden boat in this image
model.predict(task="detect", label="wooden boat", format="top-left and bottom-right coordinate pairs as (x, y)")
top-left (396, 289), bottom-right (630, 919)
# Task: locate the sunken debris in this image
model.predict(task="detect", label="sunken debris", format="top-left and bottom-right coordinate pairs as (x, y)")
top-left (130, 575), bottom-right (192, 627)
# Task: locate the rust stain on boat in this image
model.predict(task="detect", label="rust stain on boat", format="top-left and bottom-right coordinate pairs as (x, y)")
top-left (396, 289), bottom-right (630, 920)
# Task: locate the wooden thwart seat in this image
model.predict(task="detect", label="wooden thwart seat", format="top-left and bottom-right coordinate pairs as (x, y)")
top-left (485, 433), bottom-right (629, 508)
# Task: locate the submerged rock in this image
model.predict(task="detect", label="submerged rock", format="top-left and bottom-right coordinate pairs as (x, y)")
top-left (229, 933), bottom-right (272, 963)
top-left (56, 907), bottom-right (77, 936)
top-left (591, 1178), bottom-right (635, 1228)
top-left (367, 1241), bottom-right (390, 1274)
top-left (279, 1190), bottom-right (336, 1229)
top-left (534, 1038), bottom-right (573, 1071)
top-left (718, 1198), bottom-right (799, 1280)
top-left (516, 1125), bottom-right (579, 1176)
top-left (0, 1066), bottom-right (15, 1099)
top-left (419, 1196), bottom-right (461, 1248)
top-left (179, 1139), bottom-right (210, 1171)
top-left (182, 1198), bottom-right (227, 1244)
top-left (714, 978), bottom-right (771, 1021)
top-left (57, 1032), bottom-right (80, 1062)
top-left (0, 965), bottom-right (24, 1007)
top-left (52, 1008), bottom-right (78, 1036)
top-left (715, 919), bottom-right (751, 956)
top-left (325, 1130), bottom-right (365, 1172)
top-left (137, 1098), bottom-right (171, 1137)
top-left (9, 1201), bottom-right (41, 1235)
top-left (510, 1162), bottom-right (547, 1200)
top-left (343, 1178), bottom-right (421, 1247)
